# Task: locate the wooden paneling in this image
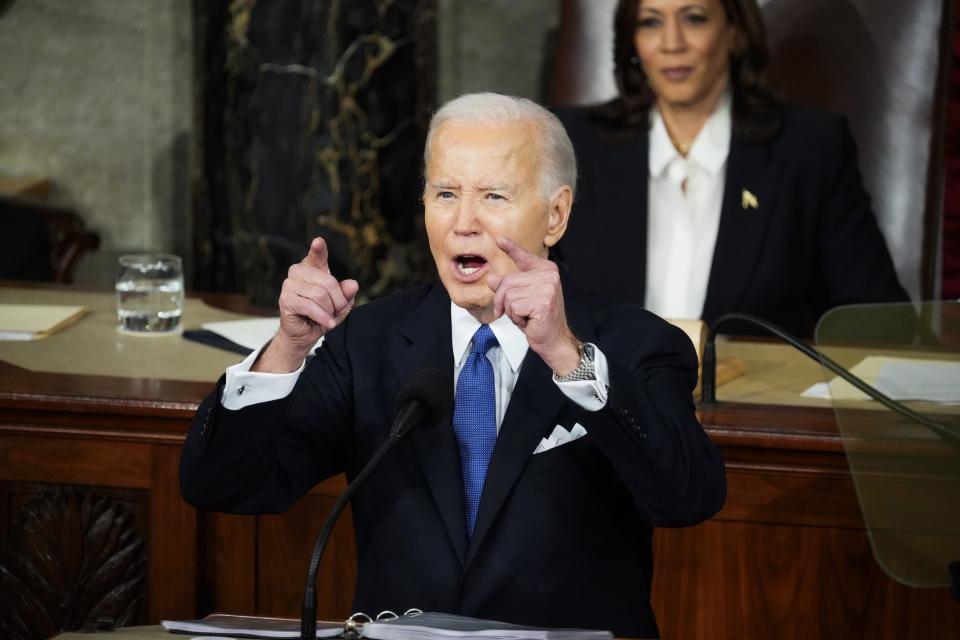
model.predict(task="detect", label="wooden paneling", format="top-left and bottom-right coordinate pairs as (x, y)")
top-left (147, 445), bottom-right (197, 622)
top-left (0, 367), bottom-right (204, 637)
top-left (255, 493), bottom-right (357, 620)
top-left (0, 435), bottom-right (152, 488)
top-left (1, 363), bottom-right (958, 637)
top-left (720, 464), bottom-right (863, 528)
top-left (652, 520), bottom-right (960, 638)
top-left (199, 512), bottom-right (257, 615)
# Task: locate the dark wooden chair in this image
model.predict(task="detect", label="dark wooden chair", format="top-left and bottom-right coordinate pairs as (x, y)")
top-left (0, 195), bottom-right (100, 284)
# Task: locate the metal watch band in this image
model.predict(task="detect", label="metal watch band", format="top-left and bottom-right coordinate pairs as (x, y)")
top-left (552, 342), bottom-right (596, 383)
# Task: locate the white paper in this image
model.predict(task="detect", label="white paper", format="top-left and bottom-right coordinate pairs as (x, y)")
top-left (802, 382), bottom-right (831, 399)
top-left (161, 616), bottom-right (341, 638)
top-left (873, 359), bottom-right (960, 404)
top-left (202, 318), bottom-right (281, 350)
top-left (202, 318), bottom-right (324, 352)
top-left (802, 356), bottom-right (960, 404)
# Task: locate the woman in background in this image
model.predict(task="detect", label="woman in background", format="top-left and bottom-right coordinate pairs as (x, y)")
top-left (554, 0), bottom-right (907, 337)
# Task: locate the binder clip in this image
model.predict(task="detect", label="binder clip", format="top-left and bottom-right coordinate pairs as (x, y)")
top-left (342, 612), bottom-right (372, 640)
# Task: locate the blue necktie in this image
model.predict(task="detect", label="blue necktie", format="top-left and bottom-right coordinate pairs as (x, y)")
top-left (453, 324), bottom-right (498, 538)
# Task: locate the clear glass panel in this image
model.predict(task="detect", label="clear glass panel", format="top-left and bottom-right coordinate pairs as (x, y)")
top-left (816, 301), bottom-right (960, 587)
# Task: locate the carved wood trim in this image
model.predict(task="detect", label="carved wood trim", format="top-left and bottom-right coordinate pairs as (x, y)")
top-left (0, 485), bottom-right (146, 640)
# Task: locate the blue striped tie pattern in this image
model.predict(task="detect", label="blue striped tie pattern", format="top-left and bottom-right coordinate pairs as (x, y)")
top-left (453, 324), bottom-right (498, 538)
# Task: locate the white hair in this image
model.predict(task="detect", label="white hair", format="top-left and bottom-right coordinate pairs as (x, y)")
top-left (423, 92), bottom-right (577, 199)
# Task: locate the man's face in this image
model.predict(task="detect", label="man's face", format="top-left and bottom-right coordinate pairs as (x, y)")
top-left (423, 120), bottom-right (570, 321)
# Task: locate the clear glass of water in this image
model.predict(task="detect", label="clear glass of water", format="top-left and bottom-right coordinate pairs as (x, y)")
top-left (115, 254), bottom-right (184, 334)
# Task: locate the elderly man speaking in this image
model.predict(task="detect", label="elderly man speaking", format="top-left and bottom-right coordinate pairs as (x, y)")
top-left (180, 93), bottom-right (725, 639)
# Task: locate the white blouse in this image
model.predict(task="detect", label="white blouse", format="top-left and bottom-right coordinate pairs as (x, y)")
top-left (644, 92), bottom-right (732, 320)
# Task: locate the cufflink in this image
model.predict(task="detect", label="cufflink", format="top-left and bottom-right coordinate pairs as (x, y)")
top-left (237, 385), bottom-right (246, 395)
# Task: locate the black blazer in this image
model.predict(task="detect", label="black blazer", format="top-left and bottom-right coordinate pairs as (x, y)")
top-left (180, 277), bottom-right (726, 639)
top-left (554, 104), bottom-right (908, 337)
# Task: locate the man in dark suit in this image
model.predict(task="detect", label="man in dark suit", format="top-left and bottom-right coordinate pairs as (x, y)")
top-left (180, 93), bottom-right (725, 639)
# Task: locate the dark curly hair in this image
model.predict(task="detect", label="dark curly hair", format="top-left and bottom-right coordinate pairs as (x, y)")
top-left (598, 0), bottom-right (781, 143)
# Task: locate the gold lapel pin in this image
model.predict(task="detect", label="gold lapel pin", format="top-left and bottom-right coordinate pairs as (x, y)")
top-left (741, 188), bottom-right (759, 210)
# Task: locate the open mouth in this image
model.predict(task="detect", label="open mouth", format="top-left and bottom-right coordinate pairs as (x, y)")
top-left (662, 66), bottom-right (693, 81)
top-left (454, 254), bottom-right (488, 277)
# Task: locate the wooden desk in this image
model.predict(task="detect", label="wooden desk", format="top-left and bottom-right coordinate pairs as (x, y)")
top-left (52, 624), bottom-right (649, 640)
top-left (2, 287), bottom-right (958, 639)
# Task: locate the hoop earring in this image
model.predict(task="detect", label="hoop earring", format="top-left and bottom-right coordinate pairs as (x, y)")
top-left (629, 55), bottom-right (640, 66)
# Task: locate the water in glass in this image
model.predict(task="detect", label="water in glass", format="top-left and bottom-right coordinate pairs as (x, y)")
top-left (116, 254), bottom-right (184, 333)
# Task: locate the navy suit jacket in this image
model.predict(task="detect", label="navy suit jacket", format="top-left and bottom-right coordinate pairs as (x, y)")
top-left (180, 276), bottom-right (726, 638)
top-left (554, 104), bottom-right (908, 337)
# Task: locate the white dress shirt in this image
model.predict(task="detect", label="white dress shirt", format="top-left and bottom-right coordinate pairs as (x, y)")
top-left (220, 302), bottom-right (610, 421)
top-left (449, 303), bottom-right (608, 431)
top-left (645, 90), bottom-right (732, 320)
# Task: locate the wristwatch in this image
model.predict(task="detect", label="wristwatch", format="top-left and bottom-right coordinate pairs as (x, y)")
top-left (552, 342), bottom-right (596, 383)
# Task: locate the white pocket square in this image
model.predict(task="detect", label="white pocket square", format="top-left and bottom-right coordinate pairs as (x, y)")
top-left (533, 423), bottom-right (587, 454)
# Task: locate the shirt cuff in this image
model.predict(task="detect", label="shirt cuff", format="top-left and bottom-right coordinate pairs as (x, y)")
top-left (554, 343), bottom-right (610, 411)
top-left (221, 338), bottom-right (306, 410)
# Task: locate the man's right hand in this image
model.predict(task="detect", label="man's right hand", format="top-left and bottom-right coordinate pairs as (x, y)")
top-left (253, 237), bottom-right (359, 373)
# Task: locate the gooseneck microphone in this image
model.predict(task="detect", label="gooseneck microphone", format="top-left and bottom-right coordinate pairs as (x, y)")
top-left (299, 367), bottom-right (452, 640)
top-left (700, 313), bottom-right (960, 448)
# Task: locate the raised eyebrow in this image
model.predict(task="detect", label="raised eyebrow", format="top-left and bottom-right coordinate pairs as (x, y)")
top-left (429, 181), bottom-right (459, 191)
top-left (479, 183), bottom-right (515, 193)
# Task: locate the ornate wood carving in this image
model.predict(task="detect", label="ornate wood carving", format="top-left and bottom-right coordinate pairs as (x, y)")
top-left (0, 485), bottom-right (146, 640)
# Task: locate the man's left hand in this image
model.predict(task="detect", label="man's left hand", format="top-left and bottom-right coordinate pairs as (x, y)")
top-left (487, 236), bottom-right (582, 376)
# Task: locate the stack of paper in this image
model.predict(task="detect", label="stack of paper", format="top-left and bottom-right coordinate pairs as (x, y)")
top-left (162, 614), bottom-right (341, 638)
top-left (361, 611), bottom-right (613, 639)
top-left (802, 356), bottom-right (960, 404)
top-left (161, 612), bottom-right (613, 639)
top-left (0, 304), bottom-right (86, 341)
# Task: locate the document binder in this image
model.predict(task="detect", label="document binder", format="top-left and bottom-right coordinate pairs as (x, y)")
top-left (162, 609), bottom-right (613, 639)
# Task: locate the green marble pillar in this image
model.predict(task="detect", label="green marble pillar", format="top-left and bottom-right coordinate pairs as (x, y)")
top-left (193, 0), bottom-right (437, 306)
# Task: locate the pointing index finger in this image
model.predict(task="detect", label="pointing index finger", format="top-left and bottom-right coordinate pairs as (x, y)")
top-left (496, 236), bottom-right (541, 272)
top-left (303, 237), bottom-right (330, 272)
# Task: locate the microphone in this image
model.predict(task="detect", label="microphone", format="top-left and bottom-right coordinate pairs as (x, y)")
top-left (300, 367), bottom-right (452, 640)
top-left (700, 313), bottom-right (960, 447)
top-left (390, 369), bottom-right (452, 438)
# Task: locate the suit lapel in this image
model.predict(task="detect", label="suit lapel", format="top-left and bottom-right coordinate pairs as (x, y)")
top-left (390, 284), bottom-right (469, 566)
top-left (702, 137), bottom-right (781, 322)
top-left (463, 278), bottom-right (594, 570)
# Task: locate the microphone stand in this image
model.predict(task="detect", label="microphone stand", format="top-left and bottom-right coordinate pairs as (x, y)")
top-left (299, 431), bottom-right (403, 640)
top-left (699, 312), bottom-right (960, 448)
top-left (298, 364), bottom-right (449, 640)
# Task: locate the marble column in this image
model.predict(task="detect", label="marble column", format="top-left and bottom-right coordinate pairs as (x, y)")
top-left (193, 0), bottom-right (437, 306)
